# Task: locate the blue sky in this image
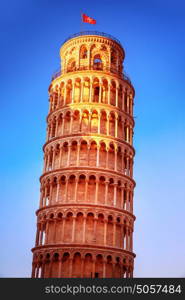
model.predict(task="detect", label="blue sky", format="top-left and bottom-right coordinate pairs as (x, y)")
top-left (0, 0), bottom-right (185, 277)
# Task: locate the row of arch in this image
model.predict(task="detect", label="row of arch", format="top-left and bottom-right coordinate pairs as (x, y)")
top-left (35, 210), bottom-right (133, 251)
top-left (37, 207), bottom-right (134, 224)
top-left (44, 139), bottom-right (134, 177)
top-left (49, 77), bottom-right (134, 114)
top-left (47, 109), bottom-right (134, 144)
top-left (32, 250), bottom-right (133, 278)
top-left (40, 173), bottom-right (134, 211)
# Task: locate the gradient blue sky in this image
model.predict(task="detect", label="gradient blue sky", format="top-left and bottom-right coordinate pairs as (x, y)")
top-left (0, 0), bottom-right (185, 277)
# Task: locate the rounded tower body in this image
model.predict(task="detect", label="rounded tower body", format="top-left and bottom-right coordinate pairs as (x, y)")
top-left (31, 32), bottom-right (136, 278)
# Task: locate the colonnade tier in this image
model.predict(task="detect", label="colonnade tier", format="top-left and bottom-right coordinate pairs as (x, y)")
top-left (39, 170), bottom-right (135, 211)
top-left (34, 208), bottom-right (134, 250)
top-left (42, 139), bottom-right (134, 180)
top-left (46, 107), bottom-right (134, 146)
top-left (35, 206), bottom-right (134, 249)
top-left (32, 248), bottom-right (134, 278)
top-left (48, 74), bottom-right (134, 116)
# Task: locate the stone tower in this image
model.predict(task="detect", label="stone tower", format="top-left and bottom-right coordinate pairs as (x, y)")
top-left (31, 31), bottom-right (136, 278)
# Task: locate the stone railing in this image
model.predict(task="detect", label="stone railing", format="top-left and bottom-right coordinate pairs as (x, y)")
top-left (51, 66), bottom-right (131, 84)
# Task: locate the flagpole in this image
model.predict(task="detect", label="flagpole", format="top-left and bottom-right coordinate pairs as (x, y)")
top-left (80, 11), bottom-right (83, 34)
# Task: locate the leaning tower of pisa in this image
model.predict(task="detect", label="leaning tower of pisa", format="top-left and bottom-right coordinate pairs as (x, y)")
top-left (31, 31), bottom-right (136, 278)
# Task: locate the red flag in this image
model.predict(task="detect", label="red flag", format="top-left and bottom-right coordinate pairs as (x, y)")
top-left (82, 13), bottom-right (96, 24)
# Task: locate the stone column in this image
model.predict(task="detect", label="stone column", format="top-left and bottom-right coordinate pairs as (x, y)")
top-left (53, 219), bottom-right (57, 243)
top-left (120, 223), bottom-right (124, 248)
top-left (36, 265), bottom-right (39, 278)
top-left (40, 223), bottom-right (44, 245)
top-left (130, 190), bottom-right (133, 213)
top-left (35, 224), bottom-right (40, 246)
top-left (67, 144), bottom-right (71, 167)
top-left (43, 155), bottom-right (46, 173)
top-left (83, 216), bottom-right (87, 243)
top-left (92, 259), bottom-right (96, 278)
top-left (108, 83), bottom-right (111, 105)
top-left (84, 179), bottom-right (88, 201)
top-left (115, 116), bottom-right (118, 138)
top-left (55, 180), bottom-right (60, 203)
top-left (74, 178), bottom-right (78, 202)
top-left (114, 148), bottom-right (118, 172)
top-left (130, 158), bottom-right (133, 178)
top-left (61, 217), bottom-right (66, 241)
top-left (76, 142), bottom-right (80, 166)
top-left (59, 146), bottom-right (63, 168)
top-left (80, 81), bottom-right (84, 102)
top-left (130, 229), bottom-right (133, 251)
top-left (99, 84), bottom-right (102, 103)
top-left (120, 186), bottom-right (124, 209)
top-left (98, 114), bottom-right (101, 134)
top-left (88, 47), bottom-right (91, 69)
top-left (95, 180), bottom-right (99, 204)
top-left (58, 259), bottom-right (63, 277)
top-left (69, 115), bottom-right (73, 134)
top-left (106, 114), bottom-right (110, 135)
top-left (93, 217), bottom-right (98, 241)
top-left (121, 152), bottom-right (124, 173)
top-left (64, 84), bottom-right (67, 106)
top-left (48, 96), bottom-right (52, 112)
top-left (71, 82), bottom-right (75, 103)
top-left (50, 123), bottom-right (53, 139)
top-left (96, 146), bottom-right (100, 167)
top-left (39, 188), bottom-right (43, 208)
top-left (126, 266), bottom-right (129, 278)
top-left (43, 186), bottom-right (47, 206)
top-left (104, 220), bottom-right (107, 246)
top-left (72, 216), bottom-right (76, 242)
top-left (49, 183), bottom-right (53, 205)
top-left (69, 258), bottom-right (73, 277)
top-left (105, 181), bottom-right (109, 205)
top-left (112, 262), bottom-right (116, 277)
top-left (52, 150), bottom-right (55, 170)
top-left (103, 259), bottom-right (106, 278)
top-left (61, 117), bottom-right (65, 135)
top-left (126, 227), bottom-right (129, 250)
top-left (126, 126), bottom-right (129, 143)
top-left (81, 258), bottom-right (85, 278)
top-left (126, 188), bottom-right (130, 211)
top-left (44, 154), bottom-right (48, 172)
top-left (55, 119), bottom-right (59, 137)
top-left (113, 221), bottom-right (116, 247)
top-left (45, 221), bottom-right (49, 244)
top-left (113, 183), bottom-right (117, 207)
top-left (126, 156), bottom-right (129, 176)
top-left (64, 179), bottom-right (68, 203)
top-left (127, 94), bottom-right (130, 114)
top-left (130, 95), bottom-right (133, 116)
top-left (106, 147), bottom-right (109, 169)
top-left (89, 80), bottom-right (93, 102)
top-left (116, 87), bottom-right (118, 107)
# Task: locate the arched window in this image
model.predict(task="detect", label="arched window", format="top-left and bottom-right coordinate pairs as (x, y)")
top-left (94, 86), bottom-right (99, 99)
top-left (67, 59), bottom-right (76, 72)
top-left (80, 46), bottom-right (88, 59)
top-left (111, 50), bottom-right (117, 64)
top-left (93, 54), bottom-right (103, 70)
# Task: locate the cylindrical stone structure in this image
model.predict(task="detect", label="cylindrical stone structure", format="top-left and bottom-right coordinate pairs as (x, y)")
top-left (31, 31), bottom-right (136, 278)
